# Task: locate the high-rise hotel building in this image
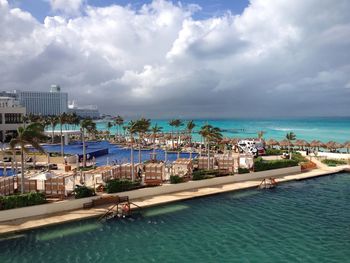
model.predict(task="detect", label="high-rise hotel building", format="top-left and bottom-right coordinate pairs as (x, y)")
top-left (13, 85), bottom-right (68, 116)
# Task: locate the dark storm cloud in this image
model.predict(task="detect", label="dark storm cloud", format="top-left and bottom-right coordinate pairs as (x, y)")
top-left (0, 0), bottom-right (350, 118)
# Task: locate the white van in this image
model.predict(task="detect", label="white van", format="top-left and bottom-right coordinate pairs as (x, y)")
top-left (237, 140), bottom-right (265, 157)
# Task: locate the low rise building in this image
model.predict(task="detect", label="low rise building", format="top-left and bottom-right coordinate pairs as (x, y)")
top-left (0, 97), bottom-right (26, 142)
top-left (68, 101), bottom-right (100, 119)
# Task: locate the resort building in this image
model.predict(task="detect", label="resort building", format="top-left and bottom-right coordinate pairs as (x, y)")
top-left (0, 97), bottom-right (26, 142)
top-left (68, 101), bottom-right (100, 119)
top-left (13, 85), bottom-right (68, 116)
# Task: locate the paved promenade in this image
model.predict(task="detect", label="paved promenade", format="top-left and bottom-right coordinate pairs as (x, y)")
top-left (0, 166), bottom-right (347, 236)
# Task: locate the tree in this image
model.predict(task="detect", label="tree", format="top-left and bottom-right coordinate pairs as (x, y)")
top-left (21, 115), bottom-right (30, 128)
top-left (58, 112), bottom-right (69, 157)
top-left (114, 115), bottom-right (124, 138)
top-left (186, 120), bottom-right (196, 146)
top-left (199, 125), bottom-right (222, 169)
top-left (67, 113), bottom-right (80, 130)
top-left (257, 130), bottom-right (265, 140)
top-left (106, 121), bottom-right (113, 139)
top-left (169, 119), bottom-right (183, 150)
top-left (9, 123), bottom-right (47, 193)
top-left (151, 124), bottom-right (163, 154)
top-left (135, 118), bottom-right (151, 163)
top-left (286, 132), bottom-right (296, 159)
top-left (80, 118), bottom-right (96, 167)
top-left (47, 116), bottom-right (58, 144)
top-left (126, 120), bottom-right (138, 181)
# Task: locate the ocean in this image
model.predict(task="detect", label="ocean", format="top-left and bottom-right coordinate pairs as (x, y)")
top-left (93, 117), bottom-right (350, 143)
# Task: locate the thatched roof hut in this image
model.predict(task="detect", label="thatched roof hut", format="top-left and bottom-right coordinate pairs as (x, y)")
top-left (279, 139), bottom-right (291, 148)
top-left (310, 140), bottom-right (322, 148)
top-left (266, 139), bottom-right (279, 146)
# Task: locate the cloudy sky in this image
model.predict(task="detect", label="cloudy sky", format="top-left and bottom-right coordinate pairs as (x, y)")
top-left (1, 0), bottom-right (349, 118)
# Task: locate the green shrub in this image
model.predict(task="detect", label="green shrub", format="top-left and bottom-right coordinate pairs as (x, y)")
top-left (170, 175), bottom-right (183, 184)
top-left (192, 170), bottom-right (216, 180)
top-left (78, 166), bottom-right (94, 171)
top-left (291, 152), bottom-right (307, 163)
top-left (105, 179), bottom-right (139, 193)
top-left (254, 158), bottom-right (298, 172)
top-left (265, 148), bottom-right (284, 155)
top-left (321, 159), bottom-right (346, 166)
top-left (74, 185), bottom-right (96, 199)
top-left (0, 192), bottom-right (46, 210)
top-left (238, 168), bottom-right (250, 174)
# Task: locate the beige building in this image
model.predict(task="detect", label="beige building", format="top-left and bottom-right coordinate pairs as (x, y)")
top-left (0, 97), bottom-right (26, 142)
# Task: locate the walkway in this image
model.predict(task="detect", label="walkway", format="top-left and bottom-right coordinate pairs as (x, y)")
top-left (0, 165), bottom-right (347, 236)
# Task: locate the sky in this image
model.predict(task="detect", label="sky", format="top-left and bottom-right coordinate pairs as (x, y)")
top-left (1, 0), bottom-right (350, 118)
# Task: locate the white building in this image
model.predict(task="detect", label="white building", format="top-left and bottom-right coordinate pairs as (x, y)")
top-left (0, 97), bottom-right (26, 142)
top-left (68, 101), bottom-right (100, 119)
top-left (14, 85), bottom-right (68, 116)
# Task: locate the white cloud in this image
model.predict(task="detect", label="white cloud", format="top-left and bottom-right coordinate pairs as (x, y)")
top-left (0, 0), bottom-right (350, 118)
top-left (49, 0), bottom-right (83, 16)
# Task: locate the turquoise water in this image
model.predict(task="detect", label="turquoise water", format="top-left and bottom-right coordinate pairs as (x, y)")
top-left (80, 117), bottom-right (350, 143)
top-left (1, 172), bottom-right (349, 262)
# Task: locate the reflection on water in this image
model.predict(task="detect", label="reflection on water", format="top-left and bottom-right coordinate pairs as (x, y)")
top-left (36, 223), bottom-right (102, 241)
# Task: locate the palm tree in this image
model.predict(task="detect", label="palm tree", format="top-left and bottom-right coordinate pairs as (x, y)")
top-left (126, 120), bottom-right (138, 181)
top-left (286, 132), bottom-right (296, 159)
top-left (80, 118), bottom-right (96, 167)
top-left (67, 113), bottom-right (80, 130)
top-left (9, 123), bottom-right (47, 193)
top-left (151, 124), bottom-right (163, 154)
top-left (135, 118), bottom-right (151, 163)
top-left (169, 119), bottom-right (183, 150)
top-left (186, 120), bottom-right (196, 146)
top-left (106, 121), bottom-right (113, 140)
top-left (257, 131), bottom-right (265, 140)
top-left (47, 116), bottom-right (58, 144)
top-left (58, 112), bottom-right (69, 157)
top-left (21, 115), bottom-right (30, 128)
top-left (114, 115), bottom-right (124, 138)
top-left (199, 125), bottom-right (222, 169)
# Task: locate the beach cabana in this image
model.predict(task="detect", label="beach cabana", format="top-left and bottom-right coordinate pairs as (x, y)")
top-left (173, 158), bottom-right (193, 177)
top-left (17, 177), bottom-right (38, 193)
top-left (144, 163), bottom-right (164, 186)
top-left (44, 177), bottom-right (65, 199)
top-left (197, 156), bottom-right (214, 170)
top-left (0, 176), bottom-right (15, 196)
top-left (216, 156), bottom-right (235, 173)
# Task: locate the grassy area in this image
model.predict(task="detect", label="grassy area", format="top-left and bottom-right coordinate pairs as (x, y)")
top-left (321, 159), bottom-right (347, 166)
top-left (254, 157), bottom-right (298, 172)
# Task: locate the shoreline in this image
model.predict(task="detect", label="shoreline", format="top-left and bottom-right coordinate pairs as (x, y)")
top-left (0, 166), bottom-right (348, 237)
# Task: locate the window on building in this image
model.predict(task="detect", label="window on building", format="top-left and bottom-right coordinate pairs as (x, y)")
top-left (5, 113), bottom-right (23, 124)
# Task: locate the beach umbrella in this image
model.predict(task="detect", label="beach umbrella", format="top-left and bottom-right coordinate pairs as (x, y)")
top-left (279, 139), bottom-right (291, 149)
top-left (310, 140), bottom-right (322, 148)
top-left (343, 141), bottom-right (350, 153)
top-left (325, 141), bottom-right (337, 151)
top-left (266, 139), bottom-right (279, 147)
top-left (334, 142), bottom-right (343, 152)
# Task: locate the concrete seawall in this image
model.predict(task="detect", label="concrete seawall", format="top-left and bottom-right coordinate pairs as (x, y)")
top-left (0, 166), bottom-right (300, 222)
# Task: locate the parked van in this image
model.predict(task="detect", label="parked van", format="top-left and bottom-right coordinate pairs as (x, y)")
top-left (237, 140), bottom-right (266, 157)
